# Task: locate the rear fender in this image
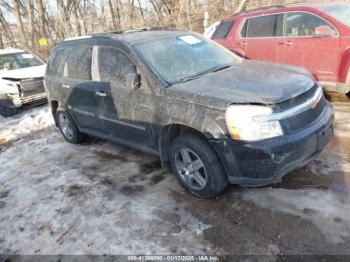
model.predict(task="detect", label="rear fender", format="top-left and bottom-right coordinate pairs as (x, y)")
top-left (338, 47), bottom-right (350, 84)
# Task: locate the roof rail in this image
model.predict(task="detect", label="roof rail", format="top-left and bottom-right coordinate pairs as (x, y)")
top-left (63, 27), bottom-right (174, 42)
top-left (233, 1), bottom-right (305, 16)
top-left (64, 35), bottom-right (93, 42)
top-left (93, 26), bottom-right (174, 36)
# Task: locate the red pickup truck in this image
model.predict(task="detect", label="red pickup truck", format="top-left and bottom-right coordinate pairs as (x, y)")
top-left (212, 2), bottom-right (350, 95)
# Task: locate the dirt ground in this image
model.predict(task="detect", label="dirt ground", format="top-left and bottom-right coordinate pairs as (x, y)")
top-left (0, 100), bottom-right (349, 256)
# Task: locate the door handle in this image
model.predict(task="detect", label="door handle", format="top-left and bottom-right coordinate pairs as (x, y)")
top-left (234, 41), bottom-right (247, 48)
top-left (62, 83), bottom-right (70, 89)
top-left (95, 91), bottom-right (107, 97)
top-left (239, 41), bottom-right (247, 48)
top-left (279, 40), bottom-right (293, 46)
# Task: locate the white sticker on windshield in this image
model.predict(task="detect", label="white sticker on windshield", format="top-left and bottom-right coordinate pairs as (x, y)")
top-left (22, 53), bottom-right (34, 59)
top-left (178, 35), bottom-right (202, 45)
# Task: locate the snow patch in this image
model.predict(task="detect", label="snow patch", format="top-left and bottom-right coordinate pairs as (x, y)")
top-left (0, 106), bottom-right (212, 254)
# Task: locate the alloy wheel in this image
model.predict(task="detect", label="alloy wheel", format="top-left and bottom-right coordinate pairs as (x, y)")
top-left (174, 147), bottom-right (208, 191)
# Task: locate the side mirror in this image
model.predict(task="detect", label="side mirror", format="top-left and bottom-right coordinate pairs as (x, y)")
top-left (313, 25), bottom-right (336, 37)
top-left (126, 73), bottom-right (141, 91)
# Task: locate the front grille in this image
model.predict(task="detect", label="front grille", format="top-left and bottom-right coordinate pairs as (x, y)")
top-left (278, 84), bottom-right (326, 134)
top-left (20, 77), bottom-right (45, 97)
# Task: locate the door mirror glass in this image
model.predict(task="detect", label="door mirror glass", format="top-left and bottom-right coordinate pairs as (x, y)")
top-left (313, 25), bottom-right (336, 37)
top-left (126, 73), bottom-right (141, 91)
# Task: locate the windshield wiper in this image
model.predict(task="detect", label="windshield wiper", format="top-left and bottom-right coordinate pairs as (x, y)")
top-left (173, 64), bottom-right (233, 85)
top-left (209, 64), bottom-right (232, 73)
top-left (175, 74), bottom-right (205, 84)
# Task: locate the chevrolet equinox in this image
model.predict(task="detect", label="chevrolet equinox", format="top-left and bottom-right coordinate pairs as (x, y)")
top-left (44, 29), bottom-right (334, 198)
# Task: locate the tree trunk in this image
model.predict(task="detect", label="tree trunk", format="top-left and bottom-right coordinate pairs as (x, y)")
top-left (137, 0), bottom-right (145, 24)
top-left (36, 0), bottom-right (47, 38)
top-left (0, 8), bottom-right (16, 46)
top-left (13, 0), bottom-right (28, 47)
top-left (0, 33), bottom-right (4, 49)
top-left (235, 0), bottom-right (249, 13)
top-left (74, 5), bottom-right (82, 35)
top-left (129, 0), bottom-right (135, 29)
top-left (116, 0), bottom-right (121, 28)
top-left (108, 0), bottom-right (117, 29)
top-left (25, 0), bottom-right (35, 48)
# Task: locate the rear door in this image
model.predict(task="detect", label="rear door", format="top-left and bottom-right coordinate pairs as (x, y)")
top-left (276, 11), bottom-right (340, 82)
top-left (237, 14), bottom-right (280, 61)
top-left (62, 45), bottom-right (105, 133)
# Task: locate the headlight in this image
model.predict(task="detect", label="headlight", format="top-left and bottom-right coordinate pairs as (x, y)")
top-left (0, 81), bottom-right (19, 95)
top-left (225, 105), bottom-right (283, 141)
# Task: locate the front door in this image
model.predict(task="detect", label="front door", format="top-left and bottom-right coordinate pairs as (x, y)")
top-left (277, 12), bottom-right (340, 83)
top-left (94, 46), bottom-right (154, 147)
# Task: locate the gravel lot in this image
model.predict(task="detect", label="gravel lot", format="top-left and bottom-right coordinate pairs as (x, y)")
top-left (0, 101), bottom-right (349, 255)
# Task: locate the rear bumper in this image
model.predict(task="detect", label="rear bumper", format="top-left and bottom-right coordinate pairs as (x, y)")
top-left (320, 81), bottom-right (350, 94)
top-left (210, 102), bottom-right (334, 187)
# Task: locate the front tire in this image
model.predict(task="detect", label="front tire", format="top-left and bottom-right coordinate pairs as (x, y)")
top-left (57, 109), bottom-right (85, 144)
top-left (169, 134), bottom-right (228, 198)
top-left (0, 104), bottom-right (18, 117)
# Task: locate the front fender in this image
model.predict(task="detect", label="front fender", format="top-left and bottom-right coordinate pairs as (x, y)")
top-left (158, 102), bottom-right (228, 140)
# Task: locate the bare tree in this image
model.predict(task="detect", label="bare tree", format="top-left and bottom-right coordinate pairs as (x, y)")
top-left (0, 32), bottom-right (4, 49)
top-left (13, 0), bottom-right (28, 47)
top-left (36, 0), bottom-right (47, 38)
top-left (25, 0), bottom-right (35, 48)
top-left (108, 0), bottom-right (117, 29)
top-left (236, 0), bottom-right (250, 12)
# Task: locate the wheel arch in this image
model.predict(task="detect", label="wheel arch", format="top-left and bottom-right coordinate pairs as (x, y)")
top-left (158, 121), bottom-right (226, 165)
top-left (338, 47), bottom-right (350, 85)
top-left (49, 100), bottom-right (66, 127)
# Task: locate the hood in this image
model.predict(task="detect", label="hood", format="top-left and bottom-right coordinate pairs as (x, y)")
top-left (0, 64), bottom-right (46, 80)
top-left (166, 60), bottom-right (315, 109)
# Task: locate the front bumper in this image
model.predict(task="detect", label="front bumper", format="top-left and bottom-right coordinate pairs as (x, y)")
top-left (210, 102), bottom-right (334, 187)
top-left (0, 92), bottom-right (47, 108)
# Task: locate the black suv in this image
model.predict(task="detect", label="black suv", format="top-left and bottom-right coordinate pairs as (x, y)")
top-left (44, 29), bottom-right (334, 198)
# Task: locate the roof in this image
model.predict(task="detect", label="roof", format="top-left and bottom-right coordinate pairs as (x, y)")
top-left (0, 48), bottom-right (26, 55)
top-left (61, 28), bottom-right (188, 46)
top-left (231, 1), bottom-right (350, 18)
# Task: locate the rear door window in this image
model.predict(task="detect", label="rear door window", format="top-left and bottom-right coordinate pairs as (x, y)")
top-left (211, 20), bottom-right (235, 39)
top-left (242, 15), bottom-right (278, 37)
top-left (64, 46), bottom-right (92, 80)
top-left (97, 47), bottom-right (136, 88)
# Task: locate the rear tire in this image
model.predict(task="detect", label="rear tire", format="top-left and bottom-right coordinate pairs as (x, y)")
top-left (56, 109), bottom-right (86, 144)
top-left (169, 134), bottom-right (228, 198)
top-left (0, 104), bottom-right (18, 117)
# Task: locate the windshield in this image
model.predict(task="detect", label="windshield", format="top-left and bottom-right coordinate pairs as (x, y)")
top-left (133, 34), bottom-right (241, 85)
top-left (0, 52), bottom-right (44, 71)
top-left (318, 4), bottom-right (350, 27)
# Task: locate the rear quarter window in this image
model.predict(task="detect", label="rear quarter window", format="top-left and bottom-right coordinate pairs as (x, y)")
top-left (46, 47), bottom-right (66, 76)
top-left (211, 20), bottom-right (235, 39)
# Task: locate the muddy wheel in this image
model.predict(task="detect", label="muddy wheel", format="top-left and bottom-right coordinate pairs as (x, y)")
top-left (0, 104), bottom-right (18, 117)
top-left (169, 134), bottom-right (228, 198)
top-left (57, 109), bottom-right (86, 144)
